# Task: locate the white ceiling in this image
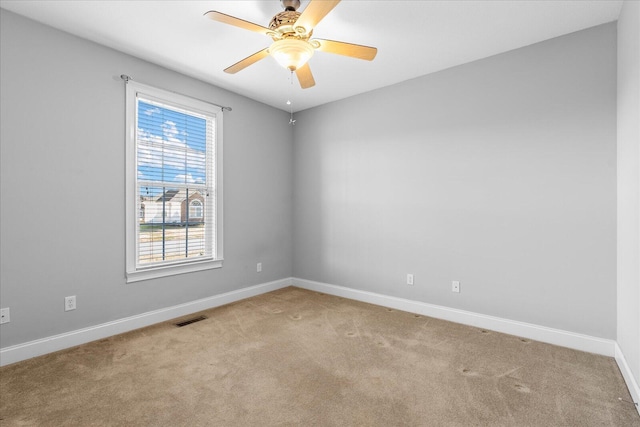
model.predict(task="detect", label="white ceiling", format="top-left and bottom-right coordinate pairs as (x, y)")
top-left (0, 0), bottom-right (623, 112)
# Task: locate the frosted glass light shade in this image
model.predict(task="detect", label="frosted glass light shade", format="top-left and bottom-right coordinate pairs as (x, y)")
top-left (269, 39), bottom-right (314, 71)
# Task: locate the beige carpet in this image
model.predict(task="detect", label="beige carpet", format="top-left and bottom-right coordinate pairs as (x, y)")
top-left (1, 287), bottom-right (638, 426)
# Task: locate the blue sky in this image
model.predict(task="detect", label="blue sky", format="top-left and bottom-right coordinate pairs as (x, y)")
top-left (137, 100), bottom-right (208, 187)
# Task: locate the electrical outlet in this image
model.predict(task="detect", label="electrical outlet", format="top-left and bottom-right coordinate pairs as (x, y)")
top-left (452, 281), bottom-right (460, 293)
top-left (0, 308), bottom-right (10, 324)
top-left (407, 274), bottom-right (414, 285)
top-left (65, 296), bottom-right (76, 311)
top-left (257, 262), bottom-right (262, 273)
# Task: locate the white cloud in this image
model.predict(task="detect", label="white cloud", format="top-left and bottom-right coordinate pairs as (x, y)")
top-left (175, 173), bottom-right (196, 184)
top-left (144, 107), bottom-right (161, 116)
top-left (162, 120), bottom-right (180, 141)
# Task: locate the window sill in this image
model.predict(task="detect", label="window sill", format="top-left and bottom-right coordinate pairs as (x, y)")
top-left (126, 258), bottom-right (223, 283)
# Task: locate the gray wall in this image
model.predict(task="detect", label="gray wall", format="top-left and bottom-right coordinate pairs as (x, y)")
top-left (293, 23), bottom-right (617, 339)
top-left (617, 0), bottom-right (640, 387)
top-left (0, 10), bottom-right (293, 348)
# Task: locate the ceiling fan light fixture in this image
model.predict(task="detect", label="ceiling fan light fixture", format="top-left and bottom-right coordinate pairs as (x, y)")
top-left (269, 39), bottom-right (314, 71)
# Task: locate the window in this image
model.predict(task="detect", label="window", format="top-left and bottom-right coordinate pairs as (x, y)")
top-left (189, 200), bottom-right (203, 218)
top-left (125, 81), bottom-right (223, 282)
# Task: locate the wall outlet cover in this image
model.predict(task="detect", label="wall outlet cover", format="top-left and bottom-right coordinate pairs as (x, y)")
top-left (452, 281), bottom-right (460, 293)
top-left (65, 296), bottom-right (76, 311)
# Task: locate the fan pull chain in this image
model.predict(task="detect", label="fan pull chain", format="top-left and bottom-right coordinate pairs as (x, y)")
top-left (288, 70), bottom-right (296, 125)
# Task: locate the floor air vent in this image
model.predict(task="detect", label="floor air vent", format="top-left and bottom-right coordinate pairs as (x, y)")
top-left (175, 315), bottom-right (207, 327)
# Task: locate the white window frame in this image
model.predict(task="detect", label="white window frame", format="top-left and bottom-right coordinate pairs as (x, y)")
top-left (125, 81), bottom-right (223, 283)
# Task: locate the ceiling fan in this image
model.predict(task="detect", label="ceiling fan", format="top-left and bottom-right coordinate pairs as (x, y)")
top-left (204, 0), bottom-right (377, 89)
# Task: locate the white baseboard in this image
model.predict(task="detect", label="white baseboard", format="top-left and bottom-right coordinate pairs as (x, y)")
top-left (292, 278), bottom-right (616, 357)
top-left (0, 278), bottom-right (292, 367)
top-left (615, 343), bottom-right (640, 415)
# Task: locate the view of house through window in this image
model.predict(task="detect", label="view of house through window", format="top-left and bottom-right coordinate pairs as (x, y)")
top-left (126, 81), bottom-right (223, 282)
top-left (138, 187), bottom-right (206, 263)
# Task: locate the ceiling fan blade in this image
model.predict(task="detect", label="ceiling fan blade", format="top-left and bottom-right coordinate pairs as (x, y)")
top-left (295, 63), bottom-right (316, 89)
top-left (294, 0), bottom-right (341, 34)
top-left (313, 38), bottom-right (377, 61)
top-left (204, 11), bottom-right (271, 35)
top-left (224, 48), bottom-right (270, 74)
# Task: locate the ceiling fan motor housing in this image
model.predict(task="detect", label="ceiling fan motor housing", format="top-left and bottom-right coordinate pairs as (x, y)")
top-left (269, 10), bottom-right (312, 39)
top-left (269, 11), bottom-right (301, 31)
